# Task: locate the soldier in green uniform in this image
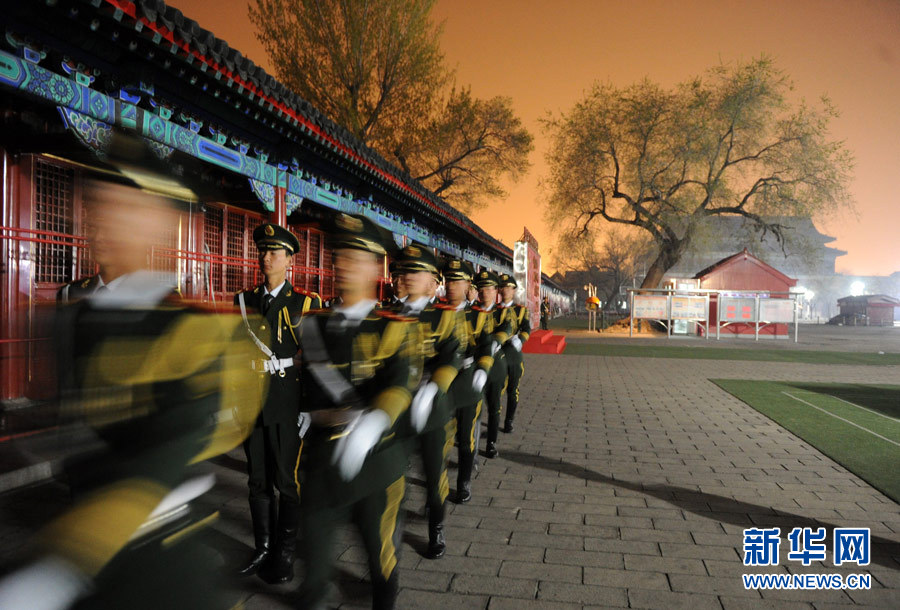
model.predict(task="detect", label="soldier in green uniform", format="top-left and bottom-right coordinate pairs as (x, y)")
top-left (0, 179), bottom-right (264, 610)
top-left (382, 261), bottom-right (407, 308)
top-left (296, 213), bottom-right (417, 610)
top-left (473, 270), bottom-right (512, 458)
top-left (498, 274), bottom-right (531, 433)
top-left (234, 223), bottom-right (322, 583)
top-left (393, 244), bottom-right (463, 559)
top-left (442, 258), bottom-right (494, 503)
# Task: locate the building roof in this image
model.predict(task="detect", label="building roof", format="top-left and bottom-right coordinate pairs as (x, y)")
top-left (837, 295), bottom-right (900, 306)
top-left (2, 0), bottom-right (512, 260)
top-left (694, 248), bottom-right (797, 286)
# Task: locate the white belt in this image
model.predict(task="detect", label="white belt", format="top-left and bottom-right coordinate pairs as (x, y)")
top-left (251, 357), bottom-right (295, 377)
top-left (462, 357), bottom-right (475, 368)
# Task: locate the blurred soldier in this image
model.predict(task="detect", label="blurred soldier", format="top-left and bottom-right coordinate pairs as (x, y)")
top-left (0, 179), bottom-right (263, 610)
top-left (394, 244), bottom-right (462, 559)
top-left (540, 297), bottom-right (551, 331)
top-left (498, 274), bottom-right (531, 433)
top-left (442, 258), bottom-right (493, 503)
top-left (426, 270), bottom-right (440, 305)
top-left (234, 223), bottom-right (321, 583)
top-left (473, 270), bottom-right (512, 458)
top-left (296, 213), bottom-right (417, 609)
top-left (465, 285), bottom-right (478, 307)
top-left (381, 261), bottom-right (407, 308)
top-left (55, 205), bottom-right (122, 303)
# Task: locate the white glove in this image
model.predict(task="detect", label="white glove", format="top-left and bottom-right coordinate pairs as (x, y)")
top-left (410, 381), bottom-right (439, 432)
top-left (510, 335), bottom-right (523, 352)
top-left (0, 556), bottom-right (90, 610)
top-left (472, 369), bottom-right (488, 393)
top-left (331, 410), bottom-right (390, 481)
top-left (297, 412), bottom-right (311, 439)
top-left (491, 341), bottom-right (501, 356)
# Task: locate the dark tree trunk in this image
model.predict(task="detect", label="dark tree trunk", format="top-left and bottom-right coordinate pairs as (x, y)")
top-left (639, 237), bottom-right (689, 289)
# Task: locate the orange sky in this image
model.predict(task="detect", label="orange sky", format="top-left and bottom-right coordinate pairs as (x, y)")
top-left (173, 0), bottom-right (900, 276)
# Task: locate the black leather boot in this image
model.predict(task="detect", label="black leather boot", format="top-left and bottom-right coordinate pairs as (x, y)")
top-left (424, 503), bottom-right (446, 559)
top-left (372, 569), bottom-right (399, 610)
top-left (264, 499), bottom-right (300, 584)
top-left (503, 403), bottom-right (517, 433)
top-left (456, 452), bottom-right (474, 503)
top-left (486, 441), bottom-right (498, 458)
top-left (238, 497), bottom-right (273, 576)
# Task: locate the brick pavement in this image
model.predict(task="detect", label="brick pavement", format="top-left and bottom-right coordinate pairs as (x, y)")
top-left (2, 349), bottom-right (898, 608)
top-left (204, 352), bottom-right (899, 609)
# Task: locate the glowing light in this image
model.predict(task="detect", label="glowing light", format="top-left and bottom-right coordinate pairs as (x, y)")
top-left (850, 281), bottom-right (865, 296)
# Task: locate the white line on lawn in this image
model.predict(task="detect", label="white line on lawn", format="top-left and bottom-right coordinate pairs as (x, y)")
top-left (781, 392), bottom-right (900, 448)
top-left (826, 394), bottom-right (900, 423)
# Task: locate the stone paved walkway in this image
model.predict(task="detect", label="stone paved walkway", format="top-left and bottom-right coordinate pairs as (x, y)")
top-left (204, 352), bottom-right (900, 609)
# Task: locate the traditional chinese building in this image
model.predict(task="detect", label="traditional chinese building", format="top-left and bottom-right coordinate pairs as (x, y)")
top-left (0, 0), bottom-right (571, 403)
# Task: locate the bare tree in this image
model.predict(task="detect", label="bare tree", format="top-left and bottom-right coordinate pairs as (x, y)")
top-left (543, 58), bottom-right (854, 288)
top-left (555, 227), bottom-right (652, 310)
top-left (250, 0), bottom-right (532, 213)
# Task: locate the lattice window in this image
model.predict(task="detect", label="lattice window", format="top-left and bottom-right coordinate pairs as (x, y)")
top-left (320, 242), bottom-right (334, 299)
top-left (225, 212), bottom-right (248, 293)
top-left (203, 206), bottom-right (224, 294)
top-left (77, 202), bottom-right (95, 279)
top-left (33, 159), bottom-right (75, 283)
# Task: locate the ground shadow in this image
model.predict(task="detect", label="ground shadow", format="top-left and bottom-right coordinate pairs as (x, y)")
top-left (787, 383), bottom-right (900, 419)
top-left (208, 452), bottom-right (248, 474)
top-left (502, 450), bottom-right (900, 571)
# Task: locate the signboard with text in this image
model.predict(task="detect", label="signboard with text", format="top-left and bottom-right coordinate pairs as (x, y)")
top-left (671, 296), bottom-right (707, 320)
top-left (759, 298), bottom-right (795, 323)
top-left (720, 297), bottom-right (757, 322)
top-left (633, 295), bottom-right (668, 319)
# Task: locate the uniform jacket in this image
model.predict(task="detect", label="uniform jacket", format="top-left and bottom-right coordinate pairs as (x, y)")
top-left (448, 304), bottom-right (496, 407)
top-left (298, 307), bottom-right (417, 500)
top-left (505, 304), bottom-right (532, 342)
top-left (49, 292), bottom-right (261, 578)
top-left (234, 283), bottom-right (321, 426)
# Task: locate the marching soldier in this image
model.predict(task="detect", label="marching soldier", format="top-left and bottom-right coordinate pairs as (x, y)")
top-left (381, 261), bottom-right (408, 308)
top-left (0, 179), bottom-right (264, 610)
top-left (234, 223), bottom-right (321, 584)
top-left (296, 213), bottom-right (417, 609)
top-left (394, 244), bottom-right (463, 559)
top-left (466, 285), bottom-right (478, 307)
top-left (498, 274), bottom-right (531, 433)
top-left (442, 258), bottom-right (493, 503)
top-left (55, 193), bottom-right (136, 304)
top-left (473, 270), bottom-right (512, 458)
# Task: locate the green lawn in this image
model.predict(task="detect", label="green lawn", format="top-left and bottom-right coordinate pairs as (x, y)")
top-left (563, 343), bottom-right (900, 366)
top-left (713, 380), bottom-right (900, 503)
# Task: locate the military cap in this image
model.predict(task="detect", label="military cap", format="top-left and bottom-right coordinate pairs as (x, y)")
top-left (473, 269), bottom-right (500, 288)
top-left (253, 223), bottom-right (300, 255)
top-left (388, 260), bottom-right (400, 277)
top-left (442, 257), bottom-right (475, 282)
top-left (328, 213), bottom-right (393, 255)
top-left (395, 242), bottom-right (441, 278)
top-left (498, 273), bottom-right (518, 288)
